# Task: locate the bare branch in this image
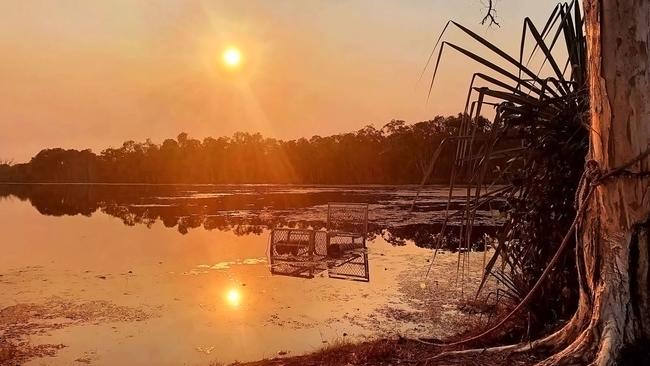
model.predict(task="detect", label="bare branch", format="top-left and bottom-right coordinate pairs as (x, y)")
top-left (481, 0), bottom-right (500, 27)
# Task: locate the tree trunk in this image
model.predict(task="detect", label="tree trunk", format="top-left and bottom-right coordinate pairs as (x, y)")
top-left (543, 1), bottom-right (650, 364)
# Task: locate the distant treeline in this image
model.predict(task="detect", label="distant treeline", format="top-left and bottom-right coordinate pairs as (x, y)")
top-left (0, 114), bottom-right (492, 184)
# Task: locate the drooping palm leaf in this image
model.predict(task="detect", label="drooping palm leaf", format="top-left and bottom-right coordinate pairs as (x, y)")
top-left (415, 2), bottom-right (588, 335)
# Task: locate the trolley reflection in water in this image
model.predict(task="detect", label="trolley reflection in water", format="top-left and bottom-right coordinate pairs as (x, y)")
top-left (267, 228), bottom-right (370, 282)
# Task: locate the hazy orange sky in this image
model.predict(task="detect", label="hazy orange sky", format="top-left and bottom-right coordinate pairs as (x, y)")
top-left (0, 1), bottom-right (558, 162)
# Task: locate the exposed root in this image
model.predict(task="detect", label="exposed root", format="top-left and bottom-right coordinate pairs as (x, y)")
top-left (422, 322), bottom-right (594, 365)
top-left (535, 326), bottom-right (597, 366)
top-left (417, 295), bottom-right (593, 364)
top-left (420, 327), bottom-right (579, 364)
top-left (528, 309), bottom-right (589, 353)
top-left (419, 343), bottom-right (530, 363)
top-left (591, 324), bottom-right (622, 366)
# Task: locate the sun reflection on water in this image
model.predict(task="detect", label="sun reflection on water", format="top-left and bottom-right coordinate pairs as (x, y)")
top-left (226, 288), bottom-right (242, 307)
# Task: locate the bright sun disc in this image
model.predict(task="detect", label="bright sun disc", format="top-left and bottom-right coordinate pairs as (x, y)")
top-left (226, 288), bottom-right (241, 307)
top-left (223, 48), bottom-right (241, 67)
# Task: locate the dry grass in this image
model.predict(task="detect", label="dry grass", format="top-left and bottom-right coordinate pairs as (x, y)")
top-left (229, 304), bottom-right (560, 366)
top-left (229, 335), bottom-right (543, 366)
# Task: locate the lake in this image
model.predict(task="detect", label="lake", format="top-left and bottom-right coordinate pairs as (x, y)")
top-left (0, 184), bottom-right (500, 365)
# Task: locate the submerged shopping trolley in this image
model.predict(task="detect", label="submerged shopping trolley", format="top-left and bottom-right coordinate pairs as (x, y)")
top-left (326, 202), bottom-right (368, 256)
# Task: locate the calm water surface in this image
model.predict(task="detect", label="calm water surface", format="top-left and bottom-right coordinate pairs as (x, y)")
top-left (0, 184), bottom-right (498, 365)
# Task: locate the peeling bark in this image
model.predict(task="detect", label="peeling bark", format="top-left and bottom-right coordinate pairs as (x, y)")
top-left (543, 0), bottom-right (650, 364)
top-left (421, 2), bottom-right (648, 364)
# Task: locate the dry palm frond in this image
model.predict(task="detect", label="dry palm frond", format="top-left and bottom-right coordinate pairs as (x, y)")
top-left (419, 0), bottom-right (587, 335)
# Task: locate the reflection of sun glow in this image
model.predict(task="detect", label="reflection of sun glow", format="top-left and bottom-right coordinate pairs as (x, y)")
top-left (223, 47), bottom-right (242, 67)
top-left (226, 288), bottom-right (241, 307)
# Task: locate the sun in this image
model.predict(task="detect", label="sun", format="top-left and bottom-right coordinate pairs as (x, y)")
top-left (223, 47), bottom-right (242, 67)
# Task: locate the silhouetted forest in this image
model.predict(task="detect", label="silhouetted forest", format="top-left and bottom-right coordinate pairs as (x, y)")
top-left (0, 114), bottom-right (491, 184)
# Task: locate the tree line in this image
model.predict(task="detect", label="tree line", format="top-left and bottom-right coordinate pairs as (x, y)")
top-left (0, 114), bottom-right (491, 184)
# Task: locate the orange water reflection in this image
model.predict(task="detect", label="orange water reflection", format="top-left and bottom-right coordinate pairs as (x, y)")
top-left (0, 186), bottom-right (493, 366)
top-left (226, 288), bottom-right (242, 307)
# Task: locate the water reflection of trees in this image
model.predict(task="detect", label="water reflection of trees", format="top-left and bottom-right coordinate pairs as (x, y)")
top-left (0, 184), bottom-right (498, 250)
